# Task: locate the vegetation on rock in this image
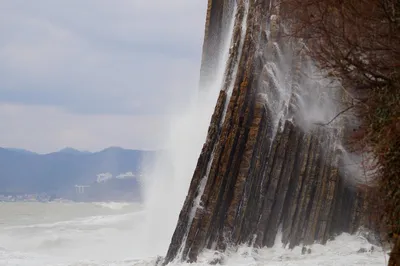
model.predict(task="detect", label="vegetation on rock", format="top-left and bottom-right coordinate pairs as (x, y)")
top-left (280, 0), bottom-right (400, 263)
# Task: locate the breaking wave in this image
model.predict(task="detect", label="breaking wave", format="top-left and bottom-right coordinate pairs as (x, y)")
top-left (0, 232), bottom-right (387, 266)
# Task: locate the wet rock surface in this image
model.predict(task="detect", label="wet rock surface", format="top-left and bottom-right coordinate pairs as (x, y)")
top-left (163, 0), bottom-right (366, 264)
top-left (389, 237), bottom-right (400, 266)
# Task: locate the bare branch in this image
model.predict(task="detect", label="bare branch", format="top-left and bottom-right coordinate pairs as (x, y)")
top-left (314, 105), bottom-right (355, 126)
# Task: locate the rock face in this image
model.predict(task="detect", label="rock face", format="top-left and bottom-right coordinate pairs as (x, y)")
top-left (389, 237), bottom-right (400, 266)
top-left (164, 0), bottom-right (365, 263)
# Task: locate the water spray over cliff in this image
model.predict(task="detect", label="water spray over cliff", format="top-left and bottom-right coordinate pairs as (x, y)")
top-left (159, 0), bottom-right (367, 264)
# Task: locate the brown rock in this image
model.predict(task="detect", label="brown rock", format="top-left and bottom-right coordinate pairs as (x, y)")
top-left (163, 0), bottom-right (368, 264)
top-left (389, 237), bottom-right (400, 266)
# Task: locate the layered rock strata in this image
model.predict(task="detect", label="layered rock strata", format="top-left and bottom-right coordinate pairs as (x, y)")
top-left (389, 237), bottom-right (400, 266)
top-left (164, 0), bottom-right (365, 263)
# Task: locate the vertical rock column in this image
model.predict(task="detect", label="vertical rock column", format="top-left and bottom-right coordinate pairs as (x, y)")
top-left (389, 237), bottom-right (400, 266)
top-left (164, 0), bottom-right (270, 263)
top-left (199, 0), bottom-right (235, 91)
top-left (164, 0), bottom-right (366, 264)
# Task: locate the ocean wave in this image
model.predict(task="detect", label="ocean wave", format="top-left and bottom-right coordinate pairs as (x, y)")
top-left (93, 202), bottom-right (132, 210)
top-left (36, 236), bottom-right (71, 249)
top-left (0, 233), bottom-right (388, 266)
top-left (188, 233), bottom-right (387, 266)
top-left (4, 212), bottom-right (143, 231)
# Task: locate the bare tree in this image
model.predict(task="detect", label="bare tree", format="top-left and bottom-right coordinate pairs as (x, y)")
top-left (280, 0), bottom-right (400, 261)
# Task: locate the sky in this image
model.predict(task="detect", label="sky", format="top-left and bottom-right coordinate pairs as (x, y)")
top-left (0, 0), bottom-right (207, 153)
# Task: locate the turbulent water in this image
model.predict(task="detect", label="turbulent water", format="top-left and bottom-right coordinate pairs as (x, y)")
top-left (0, 202), bottom-right (387, 266)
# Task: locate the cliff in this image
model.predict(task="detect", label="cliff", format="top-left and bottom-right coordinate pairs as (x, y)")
top-left (164, 0), bottom-right (366, 264)
top-left (390, 237), bottom-right (400, 266)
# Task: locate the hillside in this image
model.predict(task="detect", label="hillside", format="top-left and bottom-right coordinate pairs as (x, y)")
top-left (0, 147), bottom-right (155, 201)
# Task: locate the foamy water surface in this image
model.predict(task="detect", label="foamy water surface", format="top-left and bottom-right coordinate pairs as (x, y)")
top-left (0, 202), bottom-right (388, 266)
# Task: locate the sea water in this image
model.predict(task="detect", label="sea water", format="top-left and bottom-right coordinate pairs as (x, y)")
top-left (0, 202), bottom-right (387, 266)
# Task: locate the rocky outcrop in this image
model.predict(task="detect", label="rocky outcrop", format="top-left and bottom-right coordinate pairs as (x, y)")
top-left (163, 0), bottom-right (365, 264)
top-left (389, 237), bottom-right (400, 266)
top-left (198, 0), bottom-right (236, 91)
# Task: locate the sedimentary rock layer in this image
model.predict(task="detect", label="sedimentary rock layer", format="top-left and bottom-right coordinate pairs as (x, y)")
top-left (389, 237), bottom-right (400, 266)
top-left (163, 0), bottom-right (365, 263)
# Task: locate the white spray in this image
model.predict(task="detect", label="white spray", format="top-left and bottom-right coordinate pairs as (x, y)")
top-left (137, 2), bottom-right (241, 259)
top-left (174, 2), bottom-right (251, 261)
top-left (258, 13), bottom-right (364, 184)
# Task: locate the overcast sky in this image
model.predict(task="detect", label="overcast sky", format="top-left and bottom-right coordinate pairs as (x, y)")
top-left (0, 1), bottom-right (207, 153)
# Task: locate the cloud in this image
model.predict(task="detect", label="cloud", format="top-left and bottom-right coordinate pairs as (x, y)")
top-left (0, 0), bottom-right (206, 115)
top-left (0, 1), bottom-right (207, 151)
top-left (0, 103), bottom-right (169, 153)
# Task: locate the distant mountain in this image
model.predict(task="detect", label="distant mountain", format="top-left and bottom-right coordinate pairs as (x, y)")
top-left (4, 148), bottom-right (38, 155)
top-left (0, 147), bottom-right (156, 201)
top-left (57, 147), bottom-right (92, 155)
